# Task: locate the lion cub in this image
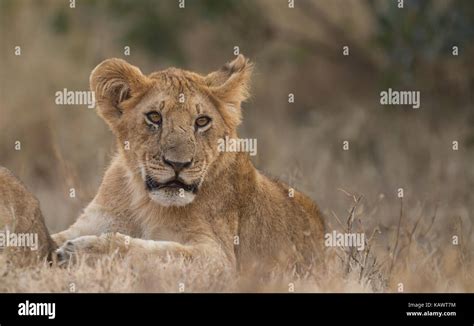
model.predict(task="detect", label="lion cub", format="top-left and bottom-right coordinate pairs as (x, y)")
top-left (7, 55), bottom-right (325, 271)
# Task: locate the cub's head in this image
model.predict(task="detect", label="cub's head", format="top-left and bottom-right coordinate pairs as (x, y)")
top-left (90, 55), bottom-right (252, 207)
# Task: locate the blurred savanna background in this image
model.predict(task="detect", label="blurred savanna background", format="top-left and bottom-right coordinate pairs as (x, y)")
top-left (0, 0), bottom-right (473, 292)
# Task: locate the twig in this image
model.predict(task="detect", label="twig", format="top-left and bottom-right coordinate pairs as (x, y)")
top-left (330, 210), bottom-right (346, 231)
top-left (423, 202), bottom-right (439, 236)
top-left (389, 197), bottom-right (403, 277)
top-left (344, 194), bottom-right (363, 275)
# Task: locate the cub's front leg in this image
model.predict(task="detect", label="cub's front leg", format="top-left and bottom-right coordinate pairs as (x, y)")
top-left (56, 232), bottom-right (233, 269)
top-left (51, 204), bottom-right (125, 247)
top-left (56, 234), bottom-right (113, 263)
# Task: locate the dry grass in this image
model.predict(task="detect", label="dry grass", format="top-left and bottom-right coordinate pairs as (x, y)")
top-left (1, 188), bottom-right (472, 293)
top-left (1, 0), bottom-right (473, 293)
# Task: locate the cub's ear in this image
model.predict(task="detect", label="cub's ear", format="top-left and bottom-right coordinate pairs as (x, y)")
top-left (205, 55), bottom-right (253, 126)
top-left (90, 58), bottom-right (150, 125)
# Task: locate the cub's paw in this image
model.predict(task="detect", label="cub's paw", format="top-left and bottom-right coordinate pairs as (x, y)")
top-left (55, 235), bottom-right (106, 265)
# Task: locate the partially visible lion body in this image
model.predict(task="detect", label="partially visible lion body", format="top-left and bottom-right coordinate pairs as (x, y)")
top-left (2, 54), bottom-right (325, 273)
top-left (0, 167), bottom-right (56, 262)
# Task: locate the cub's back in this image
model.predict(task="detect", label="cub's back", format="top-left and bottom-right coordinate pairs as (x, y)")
top-left (0, 167), bottom-right (56, 261)
top-left (236, 163), bottom-right (325, 271)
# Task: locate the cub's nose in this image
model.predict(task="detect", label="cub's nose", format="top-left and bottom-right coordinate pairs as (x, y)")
top-left (163, 157), bottom-right (192, 174)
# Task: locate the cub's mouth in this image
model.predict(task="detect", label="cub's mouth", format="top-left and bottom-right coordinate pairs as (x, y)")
top-left (145, 175), bottom-right (198, 193)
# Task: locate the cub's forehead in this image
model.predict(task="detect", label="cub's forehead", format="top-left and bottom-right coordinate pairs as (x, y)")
top-left (137, 85), bottom-right (211, 113)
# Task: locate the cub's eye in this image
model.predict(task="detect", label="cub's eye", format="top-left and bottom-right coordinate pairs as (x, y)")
top-left (195, 116), bottom-right (211, 128)
top-left (146, 111), bottom-right (162, 125)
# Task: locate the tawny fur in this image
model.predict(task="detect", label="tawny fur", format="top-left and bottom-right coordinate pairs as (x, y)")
top-left (0, 167), bottom-right (56, 262)
top-left (2, 55), bottom-right (325, 273)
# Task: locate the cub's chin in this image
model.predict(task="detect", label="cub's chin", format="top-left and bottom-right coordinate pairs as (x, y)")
top-left (148, 188), bottom-right (196, 207)
top-left (144, 175), bottom-right (198, 207)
